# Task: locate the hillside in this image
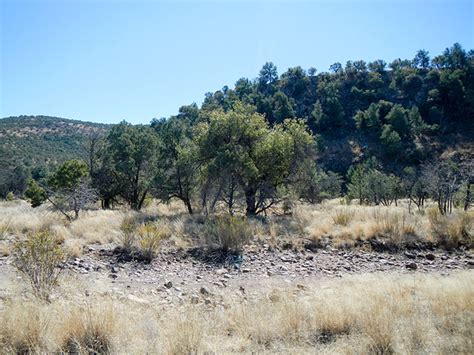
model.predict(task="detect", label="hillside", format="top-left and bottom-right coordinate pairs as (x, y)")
top-left (0, 115), bottom-right (110, 195)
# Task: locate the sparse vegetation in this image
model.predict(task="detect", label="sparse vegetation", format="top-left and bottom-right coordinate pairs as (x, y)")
top-left (428, 208), bottom-right (473, 249)
top-left (204, 214), bottom-right (252, 254)
top-left (0, 272), bottom-right (472, 353)
top-left (136, 223), bottom-right (168, 262)
top-left (12, 230), bottom-right (64, 301)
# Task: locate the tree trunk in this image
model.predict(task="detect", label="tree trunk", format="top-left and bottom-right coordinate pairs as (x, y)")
top-left (245, 189), bottom-right (257, 216)
top-left (184, 198), bottom-right (194, 215)
top-left (465, 180), bottom-right (472, 211)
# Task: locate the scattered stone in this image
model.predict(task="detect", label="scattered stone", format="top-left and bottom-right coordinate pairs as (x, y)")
top-left (216, 268), bottom-right (228, 275)
top-left (241, 268), bottom-right (251, 273)
top-left (404, 252), bottom-right (416, 259)
top-left (164, 281), bottom-right (173, 289)
top-left (200, 286), bottom-right (210, 295)
top-left (111, 266), bottom-right (118, 274)
top-left (108, 273), bottom-right (118, 279)
top-left (190, 295), bottom-right (199, 304)
top-left (406, 262), bottom-right (418, 270)
top-left (425, 253), bottom-right (435, 261)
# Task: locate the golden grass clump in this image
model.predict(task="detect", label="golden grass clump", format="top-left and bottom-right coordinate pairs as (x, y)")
top-left (59, 303), bottom-right (116, 354)
top-left (136, 222), bottom-right (168, 262)
top-left (332, 207), bottom-right (355, 226)
top-left (428, 208), bottom-right (473, 249)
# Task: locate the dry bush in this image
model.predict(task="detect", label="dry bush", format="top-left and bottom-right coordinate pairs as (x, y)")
top-left (367, 208), bottom-right (420, 248)
top-left (59, 303), bottom-right (116, 354)
top-left (428, 208), bottom-right (473, 249)
top-left (12, 230), bottom-right (65, 301)
top-left (136, 222), bottom-right (168, 262)
top-left (204, 214), bottom-right (252, 254)
top-left (332, 207), bottom-right (355, 226)
top-left (164, 311), bottom-right (204, 355)
top-left (0, 303), bottom-right (49, 354)
top-left (119, 214), bottom-right (138, 252)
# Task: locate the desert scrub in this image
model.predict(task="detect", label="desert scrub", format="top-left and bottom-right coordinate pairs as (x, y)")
top-left (60, 304), bottom-right (115, 354)
top-left (428, 208), bottom-right (473, 249)
top-left (136, 223), bottom-right (168, 262)
top-left (12, 231), bottom-right (64, 301)
top-left (119, 215), bottom-right (138, 252)
top-left (332, 207), bottom-right (355, 226)
top-left (204, 214), bottom-right (252, 254)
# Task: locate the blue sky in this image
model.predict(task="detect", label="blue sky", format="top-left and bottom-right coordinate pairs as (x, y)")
top-left (1, 0), bottom-right (473, 124)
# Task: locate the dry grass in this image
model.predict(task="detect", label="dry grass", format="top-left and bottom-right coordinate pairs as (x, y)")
top-left (428, 208), bottom-right (473, 249)
top-left (0, 272), bottom-right (472, 354)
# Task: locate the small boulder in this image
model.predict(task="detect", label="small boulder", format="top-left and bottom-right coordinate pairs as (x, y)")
top-left (425, 253), bottom-right (435, 261)
top-left (164, 281), bottom-right (173, 289)
top-left (406, 262), bottom-right (418, 270)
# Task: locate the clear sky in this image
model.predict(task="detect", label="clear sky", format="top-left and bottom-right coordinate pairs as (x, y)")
top-left (1, 0), bottom-right (473, 124)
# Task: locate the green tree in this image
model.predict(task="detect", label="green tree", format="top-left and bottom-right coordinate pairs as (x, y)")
top-left (24, 179), bottom-right (47, 207)
top-left (152, 117), bottom-right (198, 214)
top-left (103, 122), bottom-right (159, 210)
top-left (272, 91), bottom-right (295, 124)
top-left (196, 103), bottom-right (314, 216)
top-left (380, 124), bottom-right (402, 154)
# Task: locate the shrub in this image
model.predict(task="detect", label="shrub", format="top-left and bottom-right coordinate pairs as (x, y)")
top-left (332, 207), bottom-right (355, 226)
top-left (119, 215), bottom-right (138, 252)
top-left (0, 303), bottom-right (48, 353)
top-left (6, 191), bottom-right (15, 201)
top-left (12, 231), bottom-right (64, 301)
top-left (136, 223), bottom-right (167, 262)
top-left (60, 304), bottom-right (115, 354)
top-left (204, 214), bottom-right (252, 254)
top-left (428, 208), bottom-right (473, 249)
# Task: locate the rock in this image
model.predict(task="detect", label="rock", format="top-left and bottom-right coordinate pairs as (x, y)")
top-left (108, 273), bottom-right (118, 279)
top-left (241, 268), bottom-right (251, 273)
top-left (190, 294), bottom-right (199, 304)
top-left (200, 286), bottom-right (210, 295)
top-left (406, 262), bottom-right (418, 270)
top-left (164, 281), bottom-right (173, 289)
top-left (239, 286), bottom-right (246, 294)
top-left (216, 268), bottom-right (228, 275)
top-left (404, 252), bottom-right (416, 259)
top-left (111, 266), bottom-right (118, 274)
top-left (223, 274), bottom-right (232, 279)
top-left (127, 294), bottom-right (150, 305)
top-left (425, 253), bottom-right (435, 261)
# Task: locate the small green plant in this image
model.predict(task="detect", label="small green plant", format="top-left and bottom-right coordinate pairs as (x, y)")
top-left (6, 191), bottom-right (15, 201)
top-left (12, 231), bottom-right (64, 301)
top-left (332, 207), bottom-right (355, 226)
top-left (204, 214), bottom-right (252, 254)
top-left (136, 223), bottom-right (167, 262)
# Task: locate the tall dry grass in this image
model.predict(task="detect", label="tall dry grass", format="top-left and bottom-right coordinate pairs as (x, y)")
top-left (0, 272), bottom-right (472, 354)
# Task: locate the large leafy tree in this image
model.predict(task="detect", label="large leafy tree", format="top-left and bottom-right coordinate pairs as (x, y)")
top-left (103, 122), bottom-right (159, 210)
top-left (152, 116), bottom-right (198, 214)
top-left (196, 103), bottom-right (314, 216)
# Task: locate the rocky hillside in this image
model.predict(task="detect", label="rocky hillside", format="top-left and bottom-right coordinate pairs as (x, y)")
top-left (0, 115), bottom-right (110, 195)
